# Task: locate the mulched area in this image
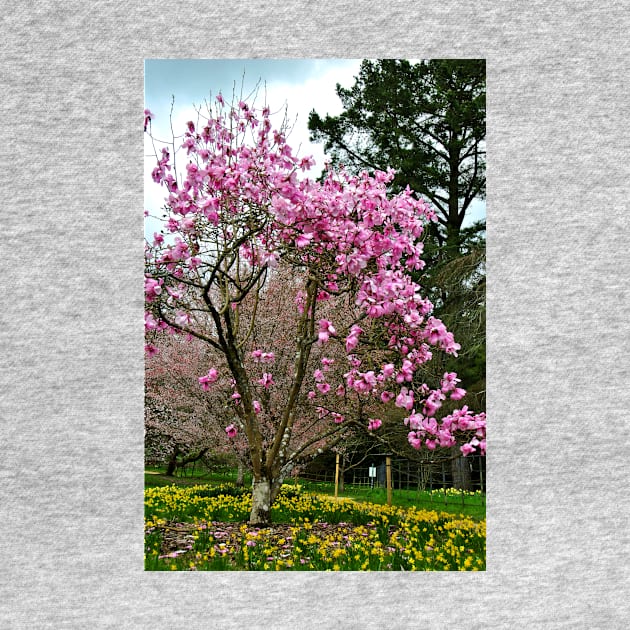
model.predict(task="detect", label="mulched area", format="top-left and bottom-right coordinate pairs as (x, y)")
top-left (153, 519), bottom-right (391, 560)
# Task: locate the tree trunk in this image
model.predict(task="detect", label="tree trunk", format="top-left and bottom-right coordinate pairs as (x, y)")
top-left (451, 448), bottom-right (472, 491)
top-left (165, 446), bottom-right (180, 476)
top-left (236, 460), bottom-right (245, 487)
top-left (339, 455), bottom-right (345, 493)
top-left (447, 141), bottom-right (461, 258)
top-left (165, 446), bottom-right (208, 477)
top-left (249, 478), bottom-right (273, 526)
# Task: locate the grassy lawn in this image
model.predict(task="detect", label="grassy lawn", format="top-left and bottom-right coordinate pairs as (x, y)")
top-left (298, 480), bottom-right (486, 521)
top-left (145, 466), bottom-right (241, 488)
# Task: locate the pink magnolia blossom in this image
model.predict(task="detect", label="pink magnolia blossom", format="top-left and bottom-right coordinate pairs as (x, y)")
top-left (186, 256), bottom-right (202, 270)
top-left (198, 368), bottom-right (219, 391)
top-left (425, 317), bottom-right (447, 345)
top-left (318, 331), bottom-right (329, 344)
top-left (295, 233), bottom-right (313, 248)
top-left (299, 156), bottom-right (315, 171)
top-left (441, 333), bottom-right (461, 357)
top-left (380, 390), bottom-right (394, 404)
top-left (143, 108), bottom-right (153, 131)
top-left (251, 349), bottom-right (275, 363)
top-left (381, 363), bottom-right (395, 379)
top-left (345, 324), bottom-right (363, 352)
top-left (166, 285), bottom-right (184, 304)
top-left (174, 311), bottom-right (191, 327)
top-left (317, 319), bottom-right (337, 345)
top-left (440, 372), bottom-right (459, 392)
top-left (258, 372), bottom-right (275, 389)
top-left (395, 387), bottom-right (415, 411)
top-left (405, 412), bottom-right (423, 430)
top-left (316, 382), bottom-right (331, 394)
top-left (423, 391), bottom-right (444, 417)
top-left (225, 424), bottom-right (238, 438)
top-left (145, 312), bottom-right (159, 331)
top-left (395, 359), bottom-right (414, 384)
top-left (406, 408), bottom-right (486, 456)
top-left (352, 371), bottom-right (377, 394)
top-left (144, 277), bottom-right (162, 302)
top-left (321, 357), bottom-right (335, 371)
top-left (408, 432), bottom-right (422, 449)
top-left (367, 418), bottom-right (382, 431)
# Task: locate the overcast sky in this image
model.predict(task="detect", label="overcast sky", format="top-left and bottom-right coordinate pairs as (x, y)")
top-left (144, 59), bottom-right (485, 237)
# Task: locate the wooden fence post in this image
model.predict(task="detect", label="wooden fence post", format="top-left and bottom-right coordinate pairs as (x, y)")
top-left (386, 456), bottom-right (392, 506)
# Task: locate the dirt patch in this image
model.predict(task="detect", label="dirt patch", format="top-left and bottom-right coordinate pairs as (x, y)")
top-left (151, 518), bottom-right (391, 562)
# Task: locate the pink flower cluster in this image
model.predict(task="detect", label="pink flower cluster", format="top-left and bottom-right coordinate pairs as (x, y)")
top-left (400, 373), bottom-right (486, 456)
top-left (407, 407), bottom-right (486, 455)
top-left (345, 325), bottom-right (363, 352)
top-left (318, 320), bottom-right (337, 345)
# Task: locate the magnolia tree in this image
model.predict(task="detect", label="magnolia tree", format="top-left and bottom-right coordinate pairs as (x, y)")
top-left (144, 96), bottom-right (485, 525)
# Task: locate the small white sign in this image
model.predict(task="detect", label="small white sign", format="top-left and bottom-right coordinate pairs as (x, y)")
top-left (368, 465), bottom-right (377, 478)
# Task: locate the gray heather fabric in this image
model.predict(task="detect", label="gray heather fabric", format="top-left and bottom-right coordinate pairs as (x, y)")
top-left (1, 1), bottom-right (629, 628)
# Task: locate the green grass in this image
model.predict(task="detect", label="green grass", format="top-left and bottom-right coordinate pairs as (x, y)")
top-left (145, 466), bottom-right (485, 521)
top-left (144, 466), bottom-right (243, 488)
top-left (296, 479), bottom-right (486, 521)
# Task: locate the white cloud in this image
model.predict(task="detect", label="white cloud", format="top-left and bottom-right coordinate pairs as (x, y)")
top-left (260, 60), bottom-right (361, 174)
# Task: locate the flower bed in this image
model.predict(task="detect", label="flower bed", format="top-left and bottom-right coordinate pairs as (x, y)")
top-left (145, 484), bottom-right (485, 571)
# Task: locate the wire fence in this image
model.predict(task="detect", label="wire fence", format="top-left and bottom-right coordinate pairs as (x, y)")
top-left (147, 454), bottom-right (486, 508)
top-left (298, 455), bottom-right (486, 506)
